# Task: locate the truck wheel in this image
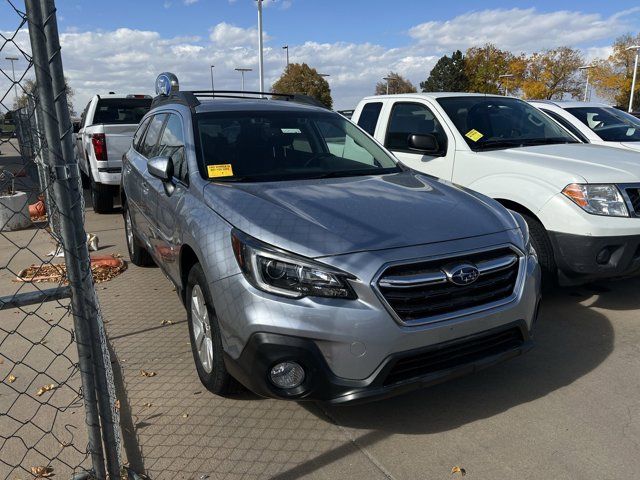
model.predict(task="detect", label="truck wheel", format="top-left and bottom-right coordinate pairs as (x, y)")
top-left (81, 171), bottom-right (91, 189)
top-left (186, 263), bottom-right (238, 396)
top-left (90, 176), bottom-right (114, 214)
top-left (522, 213), bottom-right (557, 288)
top-left (123, 204), bottom-right (154, 267)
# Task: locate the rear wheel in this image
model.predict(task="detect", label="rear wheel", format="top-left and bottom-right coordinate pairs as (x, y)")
top-left (123, 204), bottom-right (153, 266)
top-left (186, 263), bottom-right (237, 395)
top-left (90, 175), bottom-right (114, 214)
top-left (522, 213), bottom-right (557, 287)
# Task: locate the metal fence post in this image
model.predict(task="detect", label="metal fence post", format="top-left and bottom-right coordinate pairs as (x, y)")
top-left (24, 1), bottom-right (119, 478)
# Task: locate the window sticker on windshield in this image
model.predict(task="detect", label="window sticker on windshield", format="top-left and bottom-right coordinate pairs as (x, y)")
top-left (465, 129), bottom-right (484, 142)
top-left (207, 164), bottom-right (234, 178)
top-left (281, 128), bottom-right (301, 134)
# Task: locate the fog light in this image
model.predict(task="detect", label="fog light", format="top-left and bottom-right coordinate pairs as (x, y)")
top-left (269, 361), bottom-right (305, 389)
top-left (596, 248), bottom-right (612, 265)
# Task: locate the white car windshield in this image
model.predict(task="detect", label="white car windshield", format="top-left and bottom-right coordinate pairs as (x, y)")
top-left (437, 96), bottom-right (578, 151)
top-left (566, 107), bottom-right (640, 142)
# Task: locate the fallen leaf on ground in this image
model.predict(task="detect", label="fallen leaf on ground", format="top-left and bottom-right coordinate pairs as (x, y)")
top-left (0, 357), bottom-right (3, 364)
top-left (59, 441), bottom-right (71, 447)
top-left (36, 384), bottom-right (57, 396)
top-left (115, 399), bottom-right (120, 411)
top-left (143, 402), bottom-right (153, 408)
top-left (31, 465), bottom-right (54, 477)
top-left (7, 374), bottom-right (16, 383)
top-left (182, 413), bottom-right (189, 418)
top-left (451, 466), bottom-right (466, 476)
top-left (140, 370), bottom-right (156, 377)
top-left (161, 320), bottom-right (173, 326)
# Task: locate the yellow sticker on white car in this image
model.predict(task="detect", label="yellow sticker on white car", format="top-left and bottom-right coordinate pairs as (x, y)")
top-left (207, 164), bottom-right (234, 178)
top-left (465, 129), bottom-right (484, 142)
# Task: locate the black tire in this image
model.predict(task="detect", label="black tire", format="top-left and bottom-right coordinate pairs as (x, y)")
top-left (81, 170), bottom-right (91, 189)
top-left (186, 263), bottom-right (238, 395)
top-left (90, 175), bottom-right (114, 214)
top-left (123, 204), bottom-right (154, 267)
top-left (522, 213), bottom-right (557, 288)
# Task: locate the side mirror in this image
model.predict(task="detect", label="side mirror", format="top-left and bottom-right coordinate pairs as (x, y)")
top-left (407, 133), bottom-right (440, 155)
top-left (147, 156), bottom-right (173, 181)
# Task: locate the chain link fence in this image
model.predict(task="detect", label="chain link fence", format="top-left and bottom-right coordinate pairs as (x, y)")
top-left (1, 1), bottom-right (122, 478)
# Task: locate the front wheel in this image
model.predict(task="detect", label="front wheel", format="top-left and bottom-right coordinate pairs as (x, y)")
top-left (186, 263), bottom-right (238, 395)
top-left (123, 204), bottom-right (153, 267)
top-left (522, 213), bottom-right (556, 288)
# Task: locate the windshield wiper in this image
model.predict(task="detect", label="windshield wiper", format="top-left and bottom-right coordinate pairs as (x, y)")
top-left (475, 138), bottom-right (576, 150)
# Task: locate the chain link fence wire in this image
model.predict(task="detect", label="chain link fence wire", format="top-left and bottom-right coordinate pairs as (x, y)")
top-left (1, 1), bottom-right (122, 478)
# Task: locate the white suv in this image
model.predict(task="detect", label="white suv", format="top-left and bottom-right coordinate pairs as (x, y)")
top-left (530, 100), bottom-right (640, 152)
top-left (352, 93), bottom-right (640, 285)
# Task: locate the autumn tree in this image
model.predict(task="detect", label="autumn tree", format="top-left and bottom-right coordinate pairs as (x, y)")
top-left (420, 50), bottom-right (468, 92)
top-left (14, 77), bottom-right (75, 115)
top-left (520, 47), bottom-right (585, 100)
top-left (465, 44), bottom-right (515, 94)
top-left (591, 33), bottom-right (640, 108)
top-left (271, 63), bottom-right (333, 109)
top-left (375, 72), bottom-right (417, 95)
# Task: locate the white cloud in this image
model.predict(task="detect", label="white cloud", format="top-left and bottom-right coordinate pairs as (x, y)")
top-left (409, 7), bottom-right (640, 53)
top-left (183, 0), bottom-right (198, 5)
top-left (1, 7), bottom-right (638, 112)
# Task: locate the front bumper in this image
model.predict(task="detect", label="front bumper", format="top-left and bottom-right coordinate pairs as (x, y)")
top-left (549, 231), bottom-right (640, 285)
top-left (225, 320), bottom-right (535, 404)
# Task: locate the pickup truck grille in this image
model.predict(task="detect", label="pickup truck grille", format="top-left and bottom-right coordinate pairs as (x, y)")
top-left (625, 187), bottom-right (640, 215)
top-left (376, 247), bottom-right (521, 324)
top-left (383, 326), bottom-right (524, 386)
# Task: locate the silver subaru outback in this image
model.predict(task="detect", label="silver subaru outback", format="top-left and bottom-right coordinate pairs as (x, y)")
top-left (121, 73), bottom-right (541, 404)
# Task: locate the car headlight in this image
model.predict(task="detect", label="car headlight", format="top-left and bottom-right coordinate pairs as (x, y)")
top-left (230, 229), bottom-right (357, 299)
top-left (562, 183), bottom-right (629, 217)
top-left (509, 210), bottom-right (535, 257)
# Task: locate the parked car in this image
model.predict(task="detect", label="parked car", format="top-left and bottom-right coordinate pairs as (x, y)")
top-left (530, 101), bottom-right (640, 152)
top-left (120, 73), bottom-right (540, 404)
top-left (76, 93), bottom-right (152, 212)
top-left (352, 93), bottom-right (640, 286)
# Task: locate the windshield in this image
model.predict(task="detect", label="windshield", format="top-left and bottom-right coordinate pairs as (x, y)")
top-left (195, 110), bottom-right (401, 182)
top-left (566, 106), bottom-right (640, 142)
top-left (93, 98), bottom-right (151, 125)
top-left (437, 96), bottom-right (578, 151)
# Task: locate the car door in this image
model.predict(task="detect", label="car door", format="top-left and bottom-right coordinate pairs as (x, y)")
top-left (147, 112), bottom-right (187, 282)
top-left (123, 115), bottom-right (151, 232)
top-left (133, 113), bottom-right (167, 250)
top-left (382, 101), bottom-right (455, 180)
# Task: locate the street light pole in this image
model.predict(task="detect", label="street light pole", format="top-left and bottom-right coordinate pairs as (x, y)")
top-left (282, 45), bottom-right (289, 69)
top-left (210, 65), bottom-right (215, 91)
top-left (235, 68), bottom-right (252, 95)
top-left (498, 73), bottom-right (514, 96)
top-left (579, 65), bottom-right (595, 102)
top-left (5, 56), bottom-right (19, 107)
top-left (626, 46), bottom-right (640, 112)
top-left (383, 76), bottom-right (392, 95)
top-left (256, 0), bottom-right (265, 95)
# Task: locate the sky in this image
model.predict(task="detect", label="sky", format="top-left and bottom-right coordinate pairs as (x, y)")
top-left (1, 0), bottom-right (640, 110)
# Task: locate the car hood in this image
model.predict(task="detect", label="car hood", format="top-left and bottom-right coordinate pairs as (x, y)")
top-left (478, 143), bottom-right (640, 184)
top-left (203, 171), bottom-right (517, 258)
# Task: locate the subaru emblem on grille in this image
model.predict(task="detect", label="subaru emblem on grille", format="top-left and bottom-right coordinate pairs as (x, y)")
top-left (444, 263), bottom-right (480, 286)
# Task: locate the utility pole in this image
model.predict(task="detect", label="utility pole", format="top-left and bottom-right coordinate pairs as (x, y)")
top-left (282, 45), bottom-right (289, 69)
top-left (5, 56), bottom-right (19, 107)
top-left (256, 0), bottom-right (264, 95)
top-left (210, 65), bottom-right (215, 91)
top-left (626, 46), bottom-right (640, 112)
top-left (235, 68), bottom-right (252, 95)
top-left (498, 73), bottom-right (514, 96)
top-left (383, 76), bottom-right (392, 95)
top-left (579, 65), bottom-right (595, 102)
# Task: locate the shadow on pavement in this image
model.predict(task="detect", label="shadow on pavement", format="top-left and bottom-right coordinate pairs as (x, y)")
top-left (564, 276), bottom-right (640, 311)
top-left (312, 287), bottom-right (613, 435)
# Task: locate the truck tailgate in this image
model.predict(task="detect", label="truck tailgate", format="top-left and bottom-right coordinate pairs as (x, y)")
top-left (102, 124), bottom-right (137, 163)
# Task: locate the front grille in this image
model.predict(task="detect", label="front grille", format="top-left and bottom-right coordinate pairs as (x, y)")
top-left (377, 247), bottom-right (520, 323)
top-left (383, 327), bottom-right (524, 386)
top-left (626, 187), bottom-right (640, 215)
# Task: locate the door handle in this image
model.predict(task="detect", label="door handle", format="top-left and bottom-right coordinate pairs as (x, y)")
top-left (142, 183), bottom-right (149, 195)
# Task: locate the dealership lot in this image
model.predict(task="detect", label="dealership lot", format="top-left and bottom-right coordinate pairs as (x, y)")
top-left (84, 209), bottom-right (640, 480)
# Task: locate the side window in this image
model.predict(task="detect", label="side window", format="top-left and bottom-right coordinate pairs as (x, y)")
top-left (140, 114), bottom-right (167, 158)
top-left (541, 109), bottom-right (589, 143)
top-left (80, 102), bottom-right (91, 128)
top-left (133, 117), bottom-right (151, 152)
top-left (157, 114), bottom-right (188, 183)
top-left (317, 119), bottom-right (377, 166)
top-left (385, 102), bottom-right (447, 155)
top-left (357, 102), bottom-right (383, 136)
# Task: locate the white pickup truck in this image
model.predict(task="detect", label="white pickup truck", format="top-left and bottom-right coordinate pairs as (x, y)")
top-left (76, 93), bottom-right (151, 212)
top-left (352, 93), bottom-right (640, 285)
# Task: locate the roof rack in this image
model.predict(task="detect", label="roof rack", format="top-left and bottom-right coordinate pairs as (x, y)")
top-left (151, 89), bottom-right (328, 111)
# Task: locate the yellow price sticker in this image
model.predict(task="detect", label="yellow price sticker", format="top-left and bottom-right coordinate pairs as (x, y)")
top-left (465, 129), bottom-right (484, 142)
top-left (207, 164), bottom-right (234, 178)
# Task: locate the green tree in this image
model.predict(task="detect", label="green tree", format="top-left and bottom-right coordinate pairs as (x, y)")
top-left (13, 77), bottom-right (75, 115)
top-left (271, 63), bottom-right (333, 109)
top-left (420, 50), bottom-right (468, 92)
top-left (375, 72), bottom-right (417, 95)
top-left (465, 44), bottom-right (515, 94)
